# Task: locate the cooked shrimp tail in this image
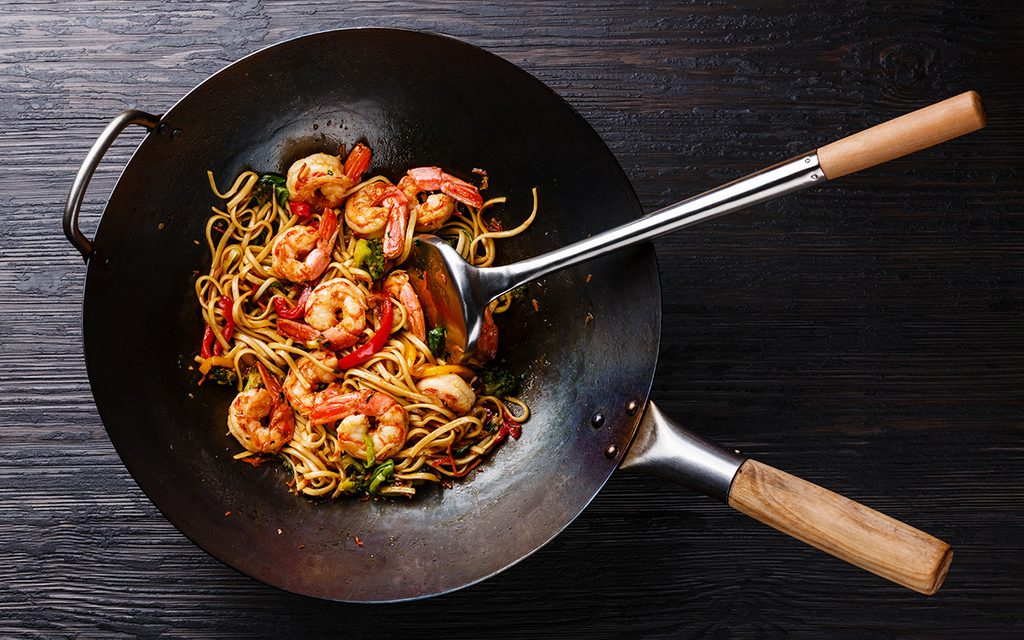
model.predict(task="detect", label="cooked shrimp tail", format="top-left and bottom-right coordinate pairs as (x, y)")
top-left (406, 166), bottom-right (483, 209)
top-left (385, 271), bottom-right (425, 340)
top-left (256, 360), bottom-right (281, 394)
top-left (277, 318), bottom-right (322, 344)
top-left (381, 186), bottom-right (409, 260)
top-left (343, 143), bottom-right (372, 182)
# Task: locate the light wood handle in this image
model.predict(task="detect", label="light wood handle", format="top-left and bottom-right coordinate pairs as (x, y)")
top-left (728, 459), bottom-right (952, 595)
top-left (817, 91), bottom-right (986, 179)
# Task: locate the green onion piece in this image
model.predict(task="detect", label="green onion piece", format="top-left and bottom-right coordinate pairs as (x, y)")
top-left (426, 327), bottom-right (446, 357)
top-left (364, 434), bottom-right (376, 466)
top-left (368, 460), bottom-right (395, 494)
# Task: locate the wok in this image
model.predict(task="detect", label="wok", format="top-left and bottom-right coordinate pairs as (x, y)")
top-left (64, 29), bottom-right (972, 602)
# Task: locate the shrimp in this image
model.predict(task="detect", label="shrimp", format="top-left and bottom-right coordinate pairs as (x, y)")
top-left (384, 270), bottom-right (425, 340)
top-left (416, 374), bottom-right (476, 414)
top-left (398, 166), bottom-right (484, 232)
top-left (227, 362), bottom-right (295, 454)
top-left (271, 208), bottom-right (338, 283)
top-left (283, 350), bottom-right (339, 416)
top-left (344, 181), bottom-right (410, 259)
top-left (310, 390), bottom-right (408, 462)
top-left (277, 277), bottom-right (367, 350)
top-left (286, 144), bottom-right (372, 209)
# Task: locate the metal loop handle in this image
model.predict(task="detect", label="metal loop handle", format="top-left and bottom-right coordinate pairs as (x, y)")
top-left (64, 109), bottom-right (161, 261)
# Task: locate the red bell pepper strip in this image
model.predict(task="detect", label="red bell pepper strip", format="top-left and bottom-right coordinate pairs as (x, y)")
top-left (217, 296), bottom-right (235, 342)
top-left (198, 296), bottom-right (235, 358)
top-left (289, 201), bottom-right (311, 220)
top-left (274, 286), bottom-right (311, 320)
top-left (430, 441), bottom-right (482, 478)
top-left (201, 325), bottom-right (215, 359)
top-left (337, 298), bottom-right (393, 369)
top-left (492, 412), bottom-right (523, 445)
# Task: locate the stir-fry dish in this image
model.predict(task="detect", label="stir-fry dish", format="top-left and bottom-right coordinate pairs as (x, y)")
top-left (194, 144), bottom-right (537, 498)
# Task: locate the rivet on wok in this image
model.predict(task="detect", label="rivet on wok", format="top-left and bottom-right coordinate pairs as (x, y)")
top-left (171, 128), bottom-right (183, 139)
top-left (590, 413), bottom-right (605, 428)
top-left (604, 444), bottom-right (618, 458)
top-left (625, 400), bottom-right (639, 415)
top-left (156, 122), bottom-right (169, 135)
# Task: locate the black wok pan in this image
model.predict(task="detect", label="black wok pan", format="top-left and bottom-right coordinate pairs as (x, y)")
top-left (65, 29), bottom-right (961, 601)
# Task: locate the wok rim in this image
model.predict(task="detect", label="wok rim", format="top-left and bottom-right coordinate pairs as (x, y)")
top-left (80, 27), bottom-right (663, 602)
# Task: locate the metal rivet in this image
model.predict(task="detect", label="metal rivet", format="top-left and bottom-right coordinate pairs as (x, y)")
top-left (591, 413), bottom-right (605, 428)
top-left (625, 400), bottom-right (639, 415)
top-left (156, 122), bottom-right (169, 135)
top-left (804, 156), bottom-right (811, 163)
top-left (810, 173), bottom-right (819, 180)
top-left (604, 444), bottom-right (618, 458)
top-left (171, 128), bottom-right (182, 139)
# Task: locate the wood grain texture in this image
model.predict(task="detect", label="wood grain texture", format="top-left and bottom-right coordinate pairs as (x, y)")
top-left (1, 0), bottom-right (1022, 638)
top-left (728, 459), bottom-right (952, 595)
top-left (817, 91), bottom-right (987, 179)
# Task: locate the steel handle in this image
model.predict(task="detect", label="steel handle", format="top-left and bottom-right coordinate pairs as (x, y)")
top-left (497, 151), bottom-right (823, 292)
top-left (621, 402), bottom-right (952, 594)
top-left (64, 109), bottom-right (161, 261)
top-left (494, 91), bottom-right (986, 294)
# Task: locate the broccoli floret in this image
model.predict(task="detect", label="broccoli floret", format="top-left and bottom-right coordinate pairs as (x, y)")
top-left (353, 238), bottom-right (386, 280)
top-left (242, 367), bottom-right (262, 390)
top-left (481, 364), bottom-right (520, 398)
top-left (207, 367), bottom-right (238, 387)
top-left (252, 174), bottom-right (289, 207)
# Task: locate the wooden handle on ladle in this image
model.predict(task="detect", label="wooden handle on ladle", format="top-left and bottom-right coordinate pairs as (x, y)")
top-left (728, 459), bottom-right (952, 595)
top-left (817, 91), bottom-right (986, 179)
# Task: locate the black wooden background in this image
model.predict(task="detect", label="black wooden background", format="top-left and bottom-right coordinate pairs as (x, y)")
top-left (2, 1), bottom-right (1022, 637)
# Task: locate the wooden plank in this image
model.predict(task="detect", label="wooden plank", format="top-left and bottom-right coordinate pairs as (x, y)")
top-left (0, 0), bottom-right (1022, 637)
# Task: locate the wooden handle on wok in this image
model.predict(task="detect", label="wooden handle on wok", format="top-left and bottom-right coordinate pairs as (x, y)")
top-left (817, 91), bottom-right (986, 179)
top-left (728, 459), bottom-right (952, 595)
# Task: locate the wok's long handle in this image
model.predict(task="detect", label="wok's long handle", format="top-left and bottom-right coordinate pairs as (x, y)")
top-left (63, 109), bottom-right (161, 261)
top-left (494, 91), bottom-right (986, 293)
top-left (621, 402), bottom-right (952, 595)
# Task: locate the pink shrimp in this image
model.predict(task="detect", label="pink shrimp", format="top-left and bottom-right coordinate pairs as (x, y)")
top-left (283, 350), bottom-right (340, 416)
top-left (384, 270), bottom-right (425, 340)
top-left (286, 144), bottom-right (372, 209)
top-left (345, 181), bottom-right (410, 259)
top-left (271, 208), bottom-right (339, 283)
top-left (226, 362), bottom-right (295, 454)
top-left (399, 166), bottom-right (484, 232)
top-left (310, 390), bottom-right (408, 462)
top-left (277, 277), bottom-right (367, 350)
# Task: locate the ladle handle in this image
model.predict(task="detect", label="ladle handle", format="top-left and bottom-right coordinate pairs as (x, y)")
top-left (817, 91), bottom-right (986, 179)
top-left (497, 91), bottom-right (985, 293)
top-left (728, 459), bottom-right (952, 595)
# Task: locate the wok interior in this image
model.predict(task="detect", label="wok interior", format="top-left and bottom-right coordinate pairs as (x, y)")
top-left (83, 29), bottom-right (660, 601)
